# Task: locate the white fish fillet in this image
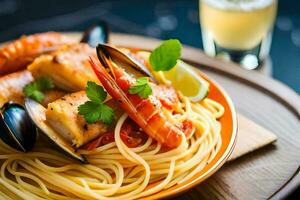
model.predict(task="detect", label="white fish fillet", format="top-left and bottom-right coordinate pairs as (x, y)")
top-left (46, 91), bottom-right (109, 147)
top-left (28, 43), bottom-right (100, 92)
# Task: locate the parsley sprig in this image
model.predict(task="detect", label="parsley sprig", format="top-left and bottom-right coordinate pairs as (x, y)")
top-left (149, 39), bottom-right (182, 72)
top-left (129, 77), bottom-right (152, 98)
top-left (78, 81), bottom-right (114, 124)
top-left (23, 77), bottom-right (54, 102)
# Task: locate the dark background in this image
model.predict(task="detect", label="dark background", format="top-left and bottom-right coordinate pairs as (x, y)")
top-left (0, 0), bottom-right (299, 94)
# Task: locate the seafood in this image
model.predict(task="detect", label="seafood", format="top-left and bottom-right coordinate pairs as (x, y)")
top-left (25, 90), bottom-right (122, 162)
top-left (0, 32), bottom-right (70, 75)
top-left (0, 30), bottom-right (228, 200)
top-left (0, 70), bottom-right (33, 107)
top-left (0, 70), bottom-right (65, 107)
top-left (40, 90), bottom-right (66, 107)
top-left (96, 44), bottom-right (154, 79)
top-left (25, 98), bottom-right (87, 163)
top-left (46, 91), bottom-right (111, 147)
top-left (80, 21), bottom-right (109, 47)
top-left (151, 84), bottom-right (179, 110)
top-left (28, 43), bottom-right (100, 92)
top-left (0, 102), bottom-right (37, 152)
top-left (89, 45), bottom-right (184, 149)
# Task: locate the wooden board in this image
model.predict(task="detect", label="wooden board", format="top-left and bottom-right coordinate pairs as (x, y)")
top-left (100, 33), bottom-right (300, 200)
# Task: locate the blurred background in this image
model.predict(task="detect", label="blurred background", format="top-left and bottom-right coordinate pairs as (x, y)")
top-left (0, 0), bottom-right (299, 94)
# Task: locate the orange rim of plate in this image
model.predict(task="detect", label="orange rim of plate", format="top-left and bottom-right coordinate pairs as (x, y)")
top-left (139, 62), bottom-right (238, 199)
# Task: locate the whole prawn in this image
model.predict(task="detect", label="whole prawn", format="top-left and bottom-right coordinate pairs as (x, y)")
top-left (89, 52), bottom-right (184, 149)
top-left (0, 32), bottom-right (70, 75)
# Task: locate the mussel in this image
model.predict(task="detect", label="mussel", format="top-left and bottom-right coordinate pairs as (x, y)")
top-left (81, 21), bottom-right (109, 47)
top-left (0, 102), bottom-right (37, 152)
top-left (82, 23), bottom-right (154, 79)
top-left (97, 44), bottom-right (154, 80)
top-left (24, 98), bottom-right (87, 163)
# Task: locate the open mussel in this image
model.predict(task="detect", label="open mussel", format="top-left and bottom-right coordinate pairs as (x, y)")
top-left (96, 44), bottom-right (154, 80)
top-left (81, 21), bottom-right (109, 47)
top-left (24, 98), bottom-right (87, 163)
top-left (0, 102), bottom-right (37, 152)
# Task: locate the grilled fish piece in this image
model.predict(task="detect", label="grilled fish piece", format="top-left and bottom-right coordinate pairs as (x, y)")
top-left (0, 70), bottom-right (65, 108)
top-left (0, 70), bottom-right (33, 107)
top-left (45, 91), bottom-right (117, 147)
top-left (41, 90), bottom-right (66, 107)
top-left (28, 43), bottom-right (100, 92)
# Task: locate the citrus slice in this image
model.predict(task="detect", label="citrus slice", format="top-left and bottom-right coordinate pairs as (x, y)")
top-left (136, 51), bottom-right (209, 102)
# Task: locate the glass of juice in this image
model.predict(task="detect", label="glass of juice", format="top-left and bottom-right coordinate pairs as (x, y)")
top-left (200, 0), bottom-right (277, 70)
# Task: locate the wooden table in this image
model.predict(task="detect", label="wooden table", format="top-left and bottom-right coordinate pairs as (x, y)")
top-left (100, 33), bottom-right (300, 200)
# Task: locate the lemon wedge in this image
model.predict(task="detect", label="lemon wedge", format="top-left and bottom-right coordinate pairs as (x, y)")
top-left (136, 51), bottom-right (209, 102)
top-left (160, 60), bottom-right (209, 102)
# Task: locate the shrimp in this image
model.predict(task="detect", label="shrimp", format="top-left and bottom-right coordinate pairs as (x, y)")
top-left (0, 32), bottom-right (70, 76)
top-left (89, 58), bottom-right (184, 149)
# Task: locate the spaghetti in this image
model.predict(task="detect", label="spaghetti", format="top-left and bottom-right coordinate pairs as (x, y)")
top-left (0, 90), bottom-right (224, 200)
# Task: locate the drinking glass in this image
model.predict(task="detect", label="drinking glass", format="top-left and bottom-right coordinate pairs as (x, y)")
top-left (199, 0), bottom-right (277, 70)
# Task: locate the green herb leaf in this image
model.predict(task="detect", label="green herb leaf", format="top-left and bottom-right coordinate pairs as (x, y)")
top-left (78, 101), bottom-right (101, 124)
top-left (36, 77), bottom-right (55, 90)
top-left (139, 85), bottom-right (152, 99)
top-left (23, 82), bottom-right (38, 97)
top-left (149, 39), bottom-right (182, 71)
top-left (23, 77), bottom-right (54, 102)
top-left (30, 90), bottom-right (45, 103)
top-left (86, 81), bottom-right (107, 103)
top-left (129, 77), bottom-right (152, 98)
top-left (78, 82), bottom-right (114, 124)
top-left (99, 105), bottom-right (114, 124)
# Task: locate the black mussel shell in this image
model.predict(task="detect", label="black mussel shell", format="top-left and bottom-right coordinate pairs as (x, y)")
top-left (81, 21), bottom-right (109, 47)
top-left (0, 102), bottom-right (37, 152)
top-left (96, 44), bottom-right (155, 80)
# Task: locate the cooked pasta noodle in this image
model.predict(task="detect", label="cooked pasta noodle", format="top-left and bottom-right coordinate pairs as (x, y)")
top-left (0, 73), bottom-right (224, 199)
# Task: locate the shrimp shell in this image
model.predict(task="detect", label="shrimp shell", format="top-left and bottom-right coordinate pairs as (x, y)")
top-left (89, 58), bottom-right (183, 149)
top-left (0, 32), bottom-right (70, 75)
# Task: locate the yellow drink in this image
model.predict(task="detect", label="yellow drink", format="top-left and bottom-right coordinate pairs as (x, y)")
top-left (200, 0), bottom-right (277, 69)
